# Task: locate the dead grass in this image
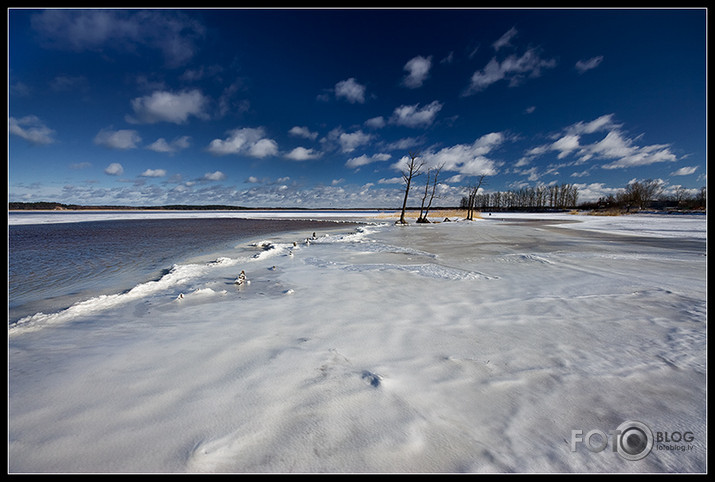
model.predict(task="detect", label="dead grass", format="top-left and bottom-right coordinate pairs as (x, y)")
top-left (586, 209), bottom-right (626, 216)
top-left (373, 209), bottom-right (472, 221)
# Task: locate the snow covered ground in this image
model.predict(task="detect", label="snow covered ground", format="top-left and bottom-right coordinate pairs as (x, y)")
top-left (8, 212), bottom-right (707, 473)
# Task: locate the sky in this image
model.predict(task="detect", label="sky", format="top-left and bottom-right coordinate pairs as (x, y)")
top-left (8, 8), bottom-right (707, 208)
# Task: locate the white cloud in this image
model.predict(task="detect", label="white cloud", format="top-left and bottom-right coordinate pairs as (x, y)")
top-left (365, 116), bottom-right (386, 129)
top-left (575, 56), bottom-right (604, 74)
top-left (249, 138), bottom-right (279, 158)
top-left (337, 130), bottom-right (373, 153)
top-left (207, 127), bottom-right (278, 158)
top-left (383, 137), bottom-right (424, 152)
top-left (566, 114), bottom-right (620, 135)
top-left (671, 166), bottom-right (698, 176)
top-left (493, 26), bottom-right (518, 51)
top-left (288, 126), bottom-right (318, 140)
top-left (147, 138), bottom-right (173, 153)
top-left (127, 89), bottom-right (209, 124)
top-left (334, 78), bottom-right (366, 104)
top-left (104, 163), bottom-right (124, 176)
top-left (146, 136), bottom-right (190, 154)
top-left (390, 101), bottom-right (443, 128)
top-left (141, 169), bottom-right (167, 177)
top-left (8, 115), bottom-right (56, 145)
top-left (402, 55), bottom-right (432, 88)
top-left (285, 147), bottom-right (322, 161)
top-left (30, 9), bottom-right (205, 67)
top-left (571, 182), bottom-right (624, 203)
top-left (204, 171), bottom-right (226, 181)
top-left (378, 177), bottom-right (403, 185)
top-left (526, 115), bottom-right (679, 170)
top-left (345, 153), bottom-right (391, 169)
top-left (393, 132), bottom-right (504, 177)
top-left (94, 128), bottom-right (141, 149)
top-left (551, 135), bottom-right (581, 159)
top-left (465, 48), bottom-right (556, 94)
top-left (598, 136), bottom-right (678, 169)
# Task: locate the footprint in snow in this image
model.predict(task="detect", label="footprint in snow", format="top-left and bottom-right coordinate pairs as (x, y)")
top-left (361, 370), bottom-right (383, 388)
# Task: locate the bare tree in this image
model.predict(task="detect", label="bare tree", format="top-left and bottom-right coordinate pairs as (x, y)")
top-left (465, 174), bottom-right (487, 220)
top-left (416, 163), bottom-right (444, 223)
top-left (619, 179), bottom-right (663, 210)
top-left (397, 151), bottom-right (424, 224)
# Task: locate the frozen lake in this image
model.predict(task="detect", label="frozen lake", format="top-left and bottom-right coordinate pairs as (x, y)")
top-left (8, 211), bottom-right (707, 473)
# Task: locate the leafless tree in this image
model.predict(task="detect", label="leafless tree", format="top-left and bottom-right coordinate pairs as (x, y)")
top-left (464, 174), bottom-right (487, 220)
top-left (397, 151), bottom-right (424, 224)
top-left (416, 163), bottom-right (444, 223)
top-left (619, 179), bottom-right (663, 210)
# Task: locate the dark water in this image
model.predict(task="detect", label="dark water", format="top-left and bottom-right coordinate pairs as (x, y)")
top-left (8, 217), bottom-right (347, 324)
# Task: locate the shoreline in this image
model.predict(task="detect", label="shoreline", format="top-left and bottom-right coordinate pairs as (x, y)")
top-left (9, 217), bottom-right (363, 326)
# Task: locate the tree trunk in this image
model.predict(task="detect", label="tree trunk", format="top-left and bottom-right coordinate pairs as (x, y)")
top-left (397, 152), bottom-right (423, 225)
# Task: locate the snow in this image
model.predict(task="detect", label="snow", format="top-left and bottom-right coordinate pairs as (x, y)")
top-left (8, 212), bottom-right (707, 473)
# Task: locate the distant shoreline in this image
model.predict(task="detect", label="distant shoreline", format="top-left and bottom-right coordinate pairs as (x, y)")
top-left (7, 202), bottom-right (383, 212)
top-left (7, 202), bottom-right (704, 216)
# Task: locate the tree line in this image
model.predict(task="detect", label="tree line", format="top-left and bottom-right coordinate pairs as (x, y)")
top-left (460, 183), bottom-right (580, 211)
top-left (584, 179), bottom-right (706, 211)
top-left (394, 151), bottom-right (705, 221)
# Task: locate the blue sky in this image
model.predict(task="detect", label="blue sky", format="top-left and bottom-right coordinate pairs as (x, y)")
top-left (8, 8), bottom-right (707, 208)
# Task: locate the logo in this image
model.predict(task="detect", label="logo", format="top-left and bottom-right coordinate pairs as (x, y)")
top-left (615, 421), bottom-right (653, 461)
top-left (571, 420), bottom-right (696, 461)
top-left (571, 420), bottom-right (653, 461)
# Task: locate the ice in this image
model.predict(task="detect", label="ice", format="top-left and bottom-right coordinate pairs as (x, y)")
top-left (8, 213), bottom-right (707, 473)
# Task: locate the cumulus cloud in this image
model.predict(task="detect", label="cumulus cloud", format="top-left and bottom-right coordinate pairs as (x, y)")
top-left (365, 116), bottom-right (386, 129)
top-left (393, 132), bottom-right (504, 177)
top-left (575, 56), bottom-right (604, 74)
top-left (285, 147), bottom-right (322, 161)
top-left (146, 136), bottom-right (191, 154)
top-left (127, 89), bottom-right (209, 124)
top-left (104, 163), bottom-right (124, 176)
top-left (8, 115), bottom-right (55, 145)
top-left (141, 168), bottom-right (167, 177)
top-left (465, 48), bottom-right (556, 94)
top-left (337, 129), bottom-right (373, 153)
top-left (207, 127), bottom-right (278, 158)
top-left (390, 101), bottom-right (443, 128)
top-left (249, 138), bottom-right (279, 158)
top-left (30, 9), bottom-right (205, 67)
top-left (204, 171), bottom-right (226, 181)
top-left (288, 126), bottom-right (318, 140)
top-left (334, 78), bottom-right (366, 103)
top-left (402, 55), bottom-right (432, 88)
top-left (94, 128), bottom-right (141, 149)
